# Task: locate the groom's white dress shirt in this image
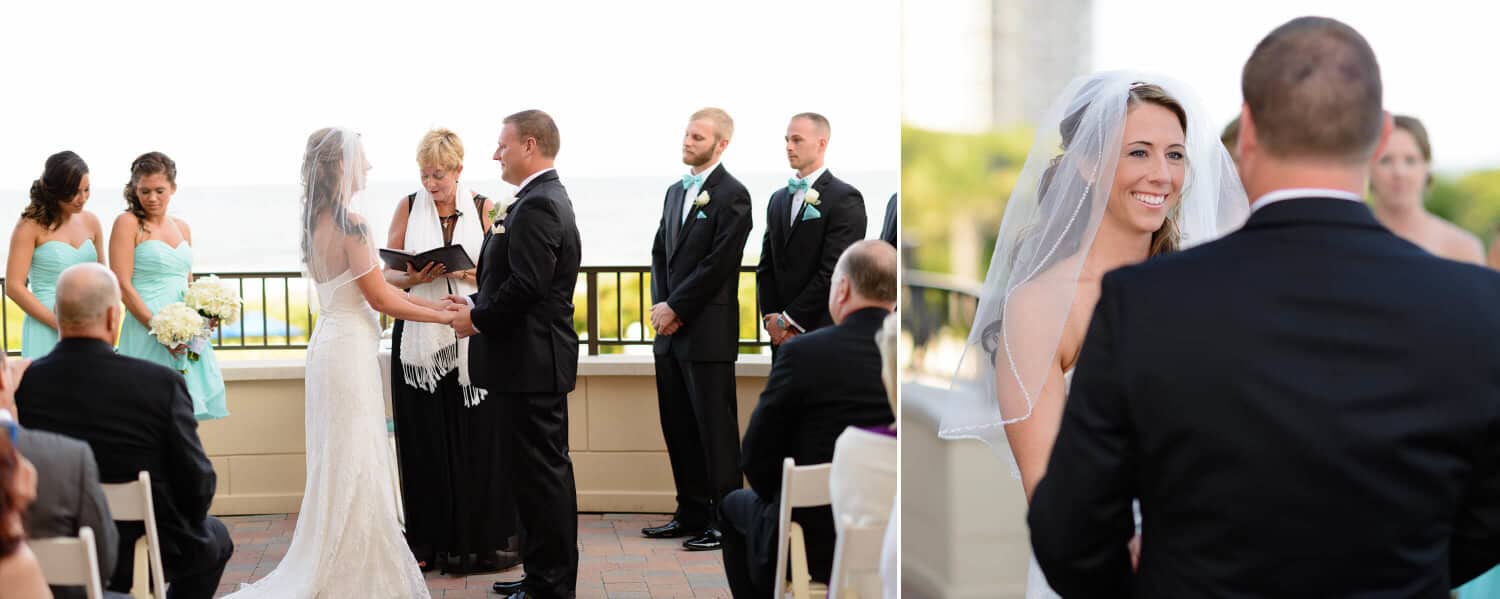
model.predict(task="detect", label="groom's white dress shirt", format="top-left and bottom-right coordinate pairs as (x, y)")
top-left (1250, 188), bottom-right (1363, 212)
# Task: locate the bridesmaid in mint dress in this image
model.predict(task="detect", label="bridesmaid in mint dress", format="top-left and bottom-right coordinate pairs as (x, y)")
top-left (110, 152), bottom-right (228, 420)
top-left (5, 151), bottom-right (105, 359)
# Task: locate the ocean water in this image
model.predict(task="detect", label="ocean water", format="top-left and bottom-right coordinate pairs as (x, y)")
top-left (0, 170), bottom-right (896, 272)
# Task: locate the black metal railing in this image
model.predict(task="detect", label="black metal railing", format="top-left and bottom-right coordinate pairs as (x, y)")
top-left (0, 266), bottom-right (771, 356)
top-left (902, 270), bottom-right (982, 372)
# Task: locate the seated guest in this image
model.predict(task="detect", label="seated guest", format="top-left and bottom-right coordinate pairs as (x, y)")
top-left (15, 263), bottom-right (231, 599)
top-left (0, 351), bottom-right (120, 599)
top-left (721, 240), bottom-right (898, 598)
top-left (830, 312), bottom-right (899, 598)
top-left (0, 430), bottom-right (49, 598)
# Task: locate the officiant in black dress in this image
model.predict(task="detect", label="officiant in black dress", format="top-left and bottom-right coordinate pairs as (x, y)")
top-left (384, 128), bottom-right (517, 574)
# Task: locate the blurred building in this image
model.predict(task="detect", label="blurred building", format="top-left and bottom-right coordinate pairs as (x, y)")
top-left (902, 0), bottom-right (1093, 132)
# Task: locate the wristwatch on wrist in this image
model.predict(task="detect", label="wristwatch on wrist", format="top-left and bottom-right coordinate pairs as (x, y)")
top-left (777, 313), bottom-right (787, 330)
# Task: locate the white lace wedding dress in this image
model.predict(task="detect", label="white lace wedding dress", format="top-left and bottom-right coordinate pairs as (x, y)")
top-left (224, 270), bottom-right (430, 598)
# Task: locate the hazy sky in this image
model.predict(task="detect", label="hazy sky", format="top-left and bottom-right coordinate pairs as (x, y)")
top-left (1095, 0), bottom-right (1499, 173)
top-left (0, 0), bottom-right (899, 191)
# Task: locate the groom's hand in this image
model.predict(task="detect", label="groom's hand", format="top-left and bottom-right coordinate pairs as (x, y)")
top-left (441, 294), bottom-right (469, 309)
top-left (450, 304), bottom-right (478, 338)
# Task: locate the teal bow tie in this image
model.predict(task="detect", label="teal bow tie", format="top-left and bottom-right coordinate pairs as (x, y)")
top-left (787, 177), bottom-right (810, 192)
top-left (681, 173), bottom-right (705, 191)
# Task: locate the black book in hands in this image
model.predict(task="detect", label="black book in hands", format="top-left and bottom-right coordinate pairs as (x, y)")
top-left (380, 244), bottom-right (475, 273)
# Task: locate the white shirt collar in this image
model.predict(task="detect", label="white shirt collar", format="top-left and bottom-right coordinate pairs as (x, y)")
top-left (1250, 188), bottom-right (1363, 212)
top-left (689, 161), bottom-right (721, 181)
top-left (795, 166), bottom-right (828, 188)
top-left (516, 167), bottom-right (556, 195)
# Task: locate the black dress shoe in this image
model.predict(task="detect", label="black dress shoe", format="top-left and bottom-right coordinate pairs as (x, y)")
top-left (641, 519), bottom-right (704, 539)
top-left (682, 527), bottom-right (722, 551)
top-left (493, 578), bottom-right (526, 594)
top-left (504, 592), bottom-right (533, 599)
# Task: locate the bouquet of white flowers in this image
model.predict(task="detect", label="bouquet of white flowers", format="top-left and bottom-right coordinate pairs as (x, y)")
top-left (184, 275), bottom-right (241, 327)
top-left (149, 302), bottom-right (209, 373)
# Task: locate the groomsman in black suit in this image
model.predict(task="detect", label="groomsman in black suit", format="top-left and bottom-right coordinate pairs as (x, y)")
top-left (641, 108), bottom-right (755, 551)
top-left (722, 240), bottom-right (898, 597)
top-left (757, 113), bottom-right (867, 353)
top-left (447, 110), bottom-right (581, 599)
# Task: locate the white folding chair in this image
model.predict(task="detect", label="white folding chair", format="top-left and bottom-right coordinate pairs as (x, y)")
top-left (102, 471), bottom-right (166, 599)
top-left (774, 458), bottom-right (832, 599)
top-left (29, 525), bottom-right (105, 599)
top-left (828, 522), bottom-right (888, 599)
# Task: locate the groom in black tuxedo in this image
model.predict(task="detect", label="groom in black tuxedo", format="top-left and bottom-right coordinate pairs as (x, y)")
top-left (757, 112), bottom-right (866, 353)
top-left (642, 108), bottom-right (754, 551)
top-left (1030, 17), bottom-right (1500, 597)
top-left (447, 109), bottom-right (581, 599)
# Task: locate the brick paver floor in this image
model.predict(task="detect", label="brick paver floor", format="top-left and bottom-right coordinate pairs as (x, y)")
top-left (213, 513), bottom-right (730, 598)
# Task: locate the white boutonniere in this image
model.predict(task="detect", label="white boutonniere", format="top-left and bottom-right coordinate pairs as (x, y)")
top-left (495, 224), bottom-right (507, 235)
top-left (489, 195), bottom-right (517, 224)
top-left (805, 189), bottom-right (821, 206)
top-left (693, 190), bottom-right (711, 208)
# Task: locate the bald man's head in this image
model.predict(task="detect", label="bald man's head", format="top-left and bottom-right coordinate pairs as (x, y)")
top-left (55, 263), bottom-right (121, 340)
top-left (829, 240), bottom-right (897, 324)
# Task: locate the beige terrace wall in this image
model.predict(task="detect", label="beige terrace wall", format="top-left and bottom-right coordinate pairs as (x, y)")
top-left (202, 354), bottom-right (771, 516)
top-left (900, 383), bottom-right (1029, 599)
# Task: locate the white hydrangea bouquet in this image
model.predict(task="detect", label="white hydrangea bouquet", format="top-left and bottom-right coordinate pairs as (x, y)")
top-left (149, 303), bottom-right (210, 373)
top-left (184, 275), bottom-right (242, 328)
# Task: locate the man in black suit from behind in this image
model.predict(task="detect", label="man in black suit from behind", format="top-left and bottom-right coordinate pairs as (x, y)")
top-left (641, 108), bottom-right (754, 552)
top-left (0, 352), bottom-right (122, 599)
top-left (446, 110), bottom-right (582, 599)
top-left (757, 112), bottom-right (867, 354)
top-left (722, 240), bottom-right (897, 598)
top-left (1030, 17), bottom-right (1500, 597)
top-left (16, 263), bottom-right (230, 599)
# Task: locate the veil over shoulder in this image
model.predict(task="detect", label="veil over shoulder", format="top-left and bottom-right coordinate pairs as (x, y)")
top-left (300, 126), bottom-right (380, 290)
top-left (936, 71), bottom-right (1250, 453)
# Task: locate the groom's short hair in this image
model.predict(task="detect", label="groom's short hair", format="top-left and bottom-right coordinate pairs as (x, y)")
top-left (504, 109), bottom-right (561, 159)
top-left (691, 107), bottom-right (734, 142)
top-left (1242, 16), bottom-right (1383, 164)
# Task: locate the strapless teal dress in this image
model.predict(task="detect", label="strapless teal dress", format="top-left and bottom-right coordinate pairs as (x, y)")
top-left (21, 240), bottom-right (98, 359)
top-left (116, 240), bottom-right (228, 420)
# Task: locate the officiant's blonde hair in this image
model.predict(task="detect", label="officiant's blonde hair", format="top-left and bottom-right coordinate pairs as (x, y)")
top-left (416, 128), bottom-right (464, 171)
top-left (691, 108), bottom-right (734, 142)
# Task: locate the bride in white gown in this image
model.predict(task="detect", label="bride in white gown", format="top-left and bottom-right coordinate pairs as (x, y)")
top-left (935, 73), bottom-right (1248, 597)
top-left (225, 128), bottom-right (456, 598)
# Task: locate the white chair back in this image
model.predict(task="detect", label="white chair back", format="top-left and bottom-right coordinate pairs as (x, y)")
top-left (102, 471), bottom-right (167, 599)
top-left (828, 522), bottom-right (888, 599)
top-left (29, 525), bottom-right (105, 599)
top-left (774, 458), bottom-right (833, 599)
